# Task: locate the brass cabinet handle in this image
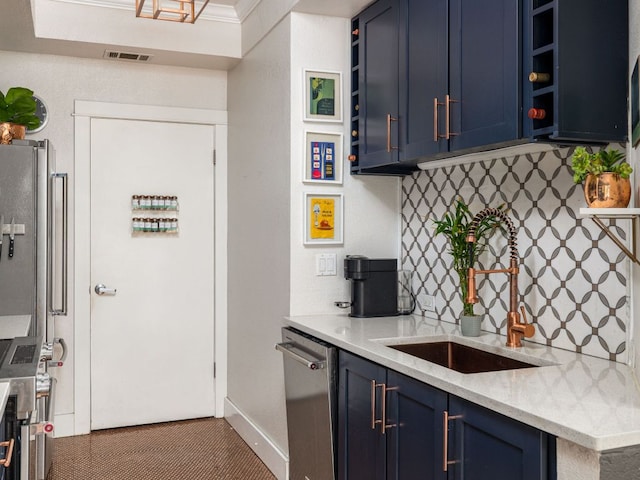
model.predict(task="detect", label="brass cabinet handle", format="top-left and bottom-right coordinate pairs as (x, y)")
top-left (443, 411), bottom-right (462, 471)
top-left (371, 380), bottom-right (380, 430)
top-left (371, 381), bottom-right (398, 434)
top-left (386, 114), bottom-right (399, 153)
top-left (433, 98), bottom-right (439, 141)
top-left (381, 384), bottom-right (398, 434)
top-left (0, 439), bottom-right (15, 468)
top-left (445, 95), bottom-right (460, 140)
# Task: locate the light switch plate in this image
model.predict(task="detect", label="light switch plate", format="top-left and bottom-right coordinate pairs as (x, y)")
top-left (316, 253), bottom-right (337, 276)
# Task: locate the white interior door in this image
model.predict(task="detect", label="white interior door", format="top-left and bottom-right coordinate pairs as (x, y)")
top-left (90, 118), bottom-right (216, 430)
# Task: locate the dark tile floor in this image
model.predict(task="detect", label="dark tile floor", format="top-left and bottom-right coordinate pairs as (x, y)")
top-left (48, 417), bottom-right (276, 480)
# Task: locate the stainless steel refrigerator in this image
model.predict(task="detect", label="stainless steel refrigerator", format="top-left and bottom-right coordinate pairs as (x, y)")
top-left (0, 139), bottom-right (67, 480)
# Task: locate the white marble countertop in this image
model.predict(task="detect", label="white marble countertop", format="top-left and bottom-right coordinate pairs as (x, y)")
top-left (284, 313), bottom-right (640, 452)
top-left (0, 315), bottom-right (32, 339)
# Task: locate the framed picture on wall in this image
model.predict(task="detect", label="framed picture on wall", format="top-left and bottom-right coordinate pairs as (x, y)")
top-left (303, 131), bottom-right (343, 184)
top-left (303, 193), bottom-right (344, 245)
top-left (303, 70), bottom-right (342, 122)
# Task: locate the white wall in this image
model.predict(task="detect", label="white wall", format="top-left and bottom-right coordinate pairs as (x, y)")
top-left (227, 12), bottom-right (400, 479)
top-left (630, 4), bottom-right (640, 374)
top-left (0, 50), bottom-right (226, 434)
top-left (289, 13), bottom-right (400, 315)
top-left (226, 14), bottom-right (292, 477)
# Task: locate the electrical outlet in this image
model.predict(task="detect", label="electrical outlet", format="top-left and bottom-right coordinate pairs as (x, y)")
top-left (417, 293), bottom-right (436, 316)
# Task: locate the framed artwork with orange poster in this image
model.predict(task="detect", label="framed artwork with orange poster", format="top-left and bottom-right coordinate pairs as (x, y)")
top-left (303, 193), bottom-right (344, 245)
top-left (303, 131), bottom-right (343, 184)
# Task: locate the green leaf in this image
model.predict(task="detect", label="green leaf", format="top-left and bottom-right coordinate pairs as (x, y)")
top-left (4, 87), bottom-right (34, 105)
top-left (433, 199), bottom-right (506, 315)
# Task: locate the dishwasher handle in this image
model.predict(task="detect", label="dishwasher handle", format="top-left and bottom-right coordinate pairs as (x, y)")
top-left (276, 342), bottom-right (326, 370)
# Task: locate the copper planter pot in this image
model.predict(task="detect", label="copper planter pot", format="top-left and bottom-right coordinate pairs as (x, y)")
top-left (583, 173), bottom-right (631, 208)
top-left (0, 123), bottom-right (26, 144)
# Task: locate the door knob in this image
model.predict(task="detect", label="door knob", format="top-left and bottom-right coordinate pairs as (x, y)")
top-left (95, 284), bottom-right (117, 296)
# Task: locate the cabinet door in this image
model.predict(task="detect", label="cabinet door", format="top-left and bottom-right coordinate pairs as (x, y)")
top-left (338, 351), bottom-right (387, 480)
top-left (358, 0), bottom-right (400, 170)
top-left (386, 371), bottom-right (448, 480)
top-left (447, 396), bottom-right (549, 480)
top-left (399, 0), bottom-right (449, 161)
top-left (448, 0), bottom-right (520, 151)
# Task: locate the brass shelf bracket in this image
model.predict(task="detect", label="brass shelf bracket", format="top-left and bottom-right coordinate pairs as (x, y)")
top-left (579, 208), bottom-right (640, 265)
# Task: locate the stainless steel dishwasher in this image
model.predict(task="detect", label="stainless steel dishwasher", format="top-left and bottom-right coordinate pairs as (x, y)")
top-left (276, 327), bottom-right (337, 480)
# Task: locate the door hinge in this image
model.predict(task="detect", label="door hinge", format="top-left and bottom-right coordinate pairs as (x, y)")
top-left (213, 150), bottom-right (216, 166)
top-left (213, 362), bottom-right (216, 378)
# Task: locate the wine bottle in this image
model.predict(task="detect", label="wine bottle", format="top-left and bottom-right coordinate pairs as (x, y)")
top-left (529, 72), bottom-right (550, 83)
top-left (528, 108), bottom-right (546, 120)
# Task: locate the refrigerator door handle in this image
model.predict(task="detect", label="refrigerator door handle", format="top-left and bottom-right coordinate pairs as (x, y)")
top-left (49, 172), bottom-right (68, 316)
top-left (46, 338), bottom-right (67, 368)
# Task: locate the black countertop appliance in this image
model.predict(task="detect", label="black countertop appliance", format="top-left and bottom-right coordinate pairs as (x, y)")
top-left (344, 256), bottom-right (398, 317)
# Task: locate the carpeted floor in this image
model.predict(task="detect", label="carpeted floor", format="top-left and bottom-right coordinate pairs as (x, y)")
top-left (48, 417), bottom-right (276, 480)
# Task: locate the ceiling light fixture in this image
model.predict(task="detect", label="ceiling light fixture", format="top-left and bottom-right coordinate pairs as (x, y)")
top-left (135, 0), bottom-right (211, 23)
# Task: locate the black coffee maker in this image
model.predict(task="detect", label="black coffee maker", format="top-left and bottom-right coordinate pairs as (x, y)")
top-left (344, 256), bottom-right (398, 317)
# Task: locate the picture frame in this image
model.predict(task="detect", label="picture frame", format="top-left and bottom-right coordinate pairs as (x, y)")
top-left (303, 193), bottom-right (344, 245)
top-left (632, 56), bottom-right (640, 147)
top-left (304, 69), bottom-right (342, 122)
top-left (303, 131), bottom-right (343, 184)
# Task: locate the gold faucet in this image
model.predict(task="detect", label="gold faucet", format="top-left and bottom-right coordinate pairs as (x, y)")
top-left (466, 208), bottom-right (534, 348)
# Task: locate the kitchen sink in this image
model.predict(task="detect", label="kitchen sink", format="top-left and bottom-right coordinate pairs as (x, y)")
top-left (387, 341), bottom-right (538, 374)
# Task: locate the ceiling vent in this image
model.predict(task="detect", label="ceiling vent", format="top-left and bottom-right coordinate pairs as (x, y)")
top-left (103, 50), bottom-right (153, 62)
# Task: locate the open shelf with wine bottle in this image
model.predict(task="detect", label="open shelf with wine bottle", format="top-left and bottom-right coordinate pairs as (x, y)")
top-left (524, 0), bottom-right (628, 144)
top-left (349, 19), bottom-right (360, 172)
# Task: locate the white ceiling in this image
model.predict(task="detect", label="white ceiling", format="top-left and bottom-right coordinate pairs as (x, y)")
top-left (0, 0), bottom-right (371, 70)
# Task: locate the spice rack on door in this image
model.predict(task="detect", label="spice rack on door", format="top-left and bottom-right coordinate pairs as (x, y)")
top-left (131, 194), bottom-right (179, 235)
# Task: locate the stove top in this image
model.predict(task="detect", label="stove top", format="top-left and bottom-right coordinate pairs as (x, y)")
top-left (0, 336), bottom-right (43, 418)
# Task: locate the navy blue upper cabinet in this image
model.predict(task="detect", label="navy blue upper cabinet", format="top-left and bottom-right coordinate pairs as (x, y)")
top-left (351, 0), bottom-right (520, 174)
top-left (350, 0), bottom-right (628, 175)
top-left (448, 0), bottom-right (520, 151)
top-left (524, 0), bottom-right (628, 143)
top-left (399, 0), bottom-right (448, 161)
top-left (355, 0), bottom-right (401, 172)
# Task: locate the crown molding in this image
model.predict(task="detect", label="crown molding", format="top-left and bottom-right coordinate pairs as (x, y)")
top-left (233, 0), bottom-right (260, 21)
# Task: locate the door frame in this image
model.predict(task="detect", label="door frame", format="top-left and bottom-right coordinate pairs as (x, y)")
top-left (73, 100), bottom-right (228, 436)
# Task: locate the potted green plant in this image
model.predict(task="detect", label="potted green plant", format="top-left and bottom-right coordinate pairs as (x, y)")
top-left (0, 87), bottom-right (41, 144)
top-left (570, 146), bottom-right (632, 208)
top-left (433, 199), bottom-right (503, 335)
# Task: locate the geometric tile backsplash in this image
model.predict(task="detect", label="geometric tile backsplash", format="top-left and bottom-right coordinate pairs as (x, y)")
top-left (401, 146), bottom-right (630, 363)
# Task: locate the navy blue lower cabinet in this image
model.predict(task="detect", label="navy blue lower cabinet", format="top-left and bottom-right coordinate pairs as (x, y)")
top-left (386, 371), bottom-right (448, 480)
top-left (447, 396), bottom-right (553, 480)
top-left (338, 351), bottom-right (387, 480)
top-left (338, 352), bottom-right (448, 480)
top-left (338, 350), bottom-right (556, 480)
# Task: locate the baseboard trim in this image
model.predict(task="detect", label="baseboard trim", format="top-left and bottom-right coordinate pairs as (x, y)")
top-left (224, 398), bottom-right (289, 480)
top-left (53, 413), bottom-right (77, 438)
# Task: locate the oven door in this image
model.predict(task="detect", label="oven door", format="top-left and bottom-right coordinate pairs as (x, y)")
top-left (1, 396), bottom-right (19, 480)
top-left (21, 375), bottom-right (55, 480)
